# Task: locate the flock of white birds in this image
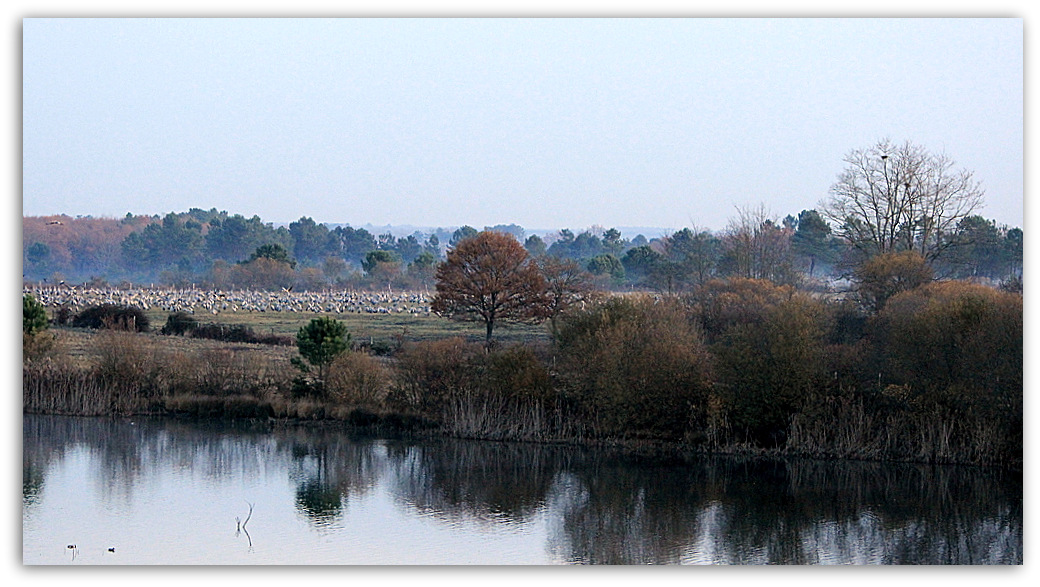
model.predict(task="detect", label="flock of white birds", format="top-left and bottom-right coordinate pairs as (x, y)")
top-left (23, 284), bottom-right (434, 317)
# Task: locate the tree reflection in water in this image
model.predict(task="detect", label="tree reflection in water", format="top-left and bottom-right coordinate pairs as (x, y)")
top-left (385, 439), bottom-right (574, 527)
top-left (281, 426), bottom-right (388, 529)
top-left (24, 415), bottom-right (1022, 564)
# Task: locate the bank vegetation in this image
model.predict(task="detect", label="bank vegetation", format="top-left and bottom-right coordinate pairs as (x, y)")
top-left (23, 274), bottom-right (1022, 468)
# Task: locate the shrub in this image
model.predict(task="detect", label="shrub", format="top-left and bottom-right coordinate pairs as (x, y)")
top-left (853, 251), bottom-right (933, 313)
top-left (710, 295), bottom-right (828, 446)
top-left (685, 278), bottom-right (797, 343)
top-left (479, 345), bottom-right (553, 403)
top-left (54, 305), bottom-right (73, 325)
top-left (91, 329), bottom-right (160, 411)
top-left (873, 281), bottom-right (1022, 461)
top-left (877, 281), bottom-right (1021, 400)
top-left (191, 323), bottom-right (291, 345)
top-left (326, 352), bottom-right (390, 408)
top-left (389, 337), bottom-right (482, 414)
top-left (161, 311), bottom-right (198, 335)
top-left (72, 304), bottom-right (150, 332)
top-left (555, 296), bottom-right (712, 439)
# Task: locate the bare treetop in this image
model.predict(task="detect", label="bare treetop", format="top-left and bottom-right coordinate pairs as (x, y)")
top-left (822, 139), bottom-right (984, 262)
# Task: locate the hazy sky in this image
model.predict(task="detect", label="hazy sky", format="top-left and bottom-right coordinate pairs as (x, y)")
top-left (22, 17), bottom-right (1023, 233)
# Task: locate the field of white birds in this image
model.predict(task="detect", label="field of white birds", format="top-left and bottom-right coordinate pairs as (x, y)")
top-left (23, 284), bottom-right (434, 317)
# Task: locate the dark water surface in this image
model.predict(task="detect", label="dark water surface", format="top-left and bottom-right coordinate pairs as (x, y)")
top-left (22, 414), bottom-right (1022, 565)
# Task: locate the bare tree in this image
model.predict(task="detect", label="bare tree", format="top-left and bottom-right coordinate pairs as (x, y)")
top-left (822, 139), bottom-right (984, 263)
top-left (431, 231), bottom-right (549, 344)
top-left (720, 205), bottom-right (796, 284)
top-left (537, 256), bottom-right (599, 339)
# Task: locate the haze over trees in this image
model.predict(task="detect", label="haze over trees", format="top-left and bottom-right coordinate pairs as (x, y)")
top-left (22, 138), bottom-right (1021, 305)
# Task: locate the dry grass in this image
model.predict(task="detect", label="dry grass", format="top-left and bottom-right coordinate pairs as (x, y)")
top-left (55, 327), bottom-right (297, 368)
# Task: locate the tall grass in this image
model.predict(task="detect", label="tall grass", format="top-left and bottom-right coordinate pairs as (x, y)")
top-left (24, 362), bottom-right (111, 416)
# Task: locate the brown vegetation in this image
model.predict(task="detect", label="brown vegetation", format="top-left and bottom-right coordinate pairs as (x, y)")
top-left (23, 274), bottom-right (1022, 467)
top-left (431, 231), bottom-right (549, 344)
top-left (555, 296), bottom-right (712, 440)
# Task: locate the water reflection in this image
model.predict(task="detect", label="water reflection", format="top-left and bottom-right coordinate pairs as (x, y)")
top-left (385, 439), bottom-right (573, 527)
top-left (282, 427), bottom-right (387, 528)
top-left (23, 415), bottom-right (1021, 565)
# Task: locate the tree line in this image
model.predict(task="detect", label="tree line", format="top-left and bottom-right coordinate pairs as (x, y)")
top-left (22, 208), bottom-right (1021, 294)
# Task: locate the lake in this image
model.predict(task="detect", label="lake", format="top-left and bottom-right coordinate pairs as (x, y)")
top-left (22, 414), bottom-right (1022, 565)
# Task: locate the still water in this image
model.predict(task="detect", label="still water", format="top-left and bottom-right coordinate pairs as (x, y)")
top-left (22, 414), bottom-right (1021, 565)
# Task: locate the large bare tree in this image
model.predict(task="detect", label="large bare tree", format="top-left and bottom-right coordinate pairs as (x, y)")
top-left (822, 139), bottom-right (984, 263)
top-left (431, 231), bottom-right (548, 344)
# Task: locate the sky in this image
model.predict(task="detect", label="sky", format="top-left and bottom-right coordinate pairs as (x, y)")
top-left (20, 15), bottom-right (1023, 234)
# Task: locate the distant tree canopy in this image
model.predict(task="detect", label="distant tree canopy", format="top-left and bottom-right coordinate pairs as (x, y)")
top-left (432, 231), bottom-right (549, 344)
top-left (121, 212), bottom-right (205, 271)
top-left (332, 225), bottom-right (377, 265)
top-left (362, 249), bottom-right (401, 274)
top-left (790, 209), bottom-right (841, 276)
top-left (586, 253), bottom-right (625, 281)
top-left (206, 214), bottom-right (288, 263)
top-left (19, 147), bottom-right (1018, 292)
top-left (450, 225), bottom-right (479, 247)
top-left (289, 216), bottom-right (337, 265)
top-left (524, 235), bottom-right (547, 258)
top-left (247, 243), bottom-right (296, 268)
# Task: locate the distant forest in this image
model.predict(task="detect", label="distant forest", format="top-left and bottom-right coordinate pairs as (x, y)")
top-left (22, 206), bottom-right (1023, 292)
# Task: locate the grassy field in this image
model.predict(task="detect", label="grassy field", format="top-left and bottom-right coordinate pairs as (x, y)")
top-left (139, 308), bottom-right (551, 348)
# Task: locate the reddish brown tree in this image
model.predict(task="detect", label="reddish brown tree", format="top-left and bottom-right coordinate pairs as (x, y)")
top-left (432, 231), bottom-right (548, 344)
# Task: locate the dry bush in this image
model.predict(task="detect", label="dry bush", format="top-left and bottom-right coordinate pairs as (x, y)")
top-left (389, 337), bottom-right (482, 414)
top-left (23, 331), bottom-right (57, 364)
top-left (711, 294), bottom-right (828, 446)
top-left (72, 304), bottom-right (150, 332)
top-left (873, 281), bottom-right (1022, 462)
top-left (160, 345), bottom-right (291, 399)
top-left (479, 345), bottom-right (553, 403)
top-left (555, 295), bottom-right (713, 439)
top-left (444, 391), bottom-right (557, 441)
top-left (684, 278), bottom-right (797, 343)
top-left (854, 250), bottom-right (933, 313)
top-left (437, 345), bottom-right (559, 440)
top-left (23, 361), bottom-right (104, 415)
top-left (93, 329), bottom-right (158, 396)
top-left (877, 281), bottom-right (1021, 399)
top-left (326, 351), bottom-right (390, 408)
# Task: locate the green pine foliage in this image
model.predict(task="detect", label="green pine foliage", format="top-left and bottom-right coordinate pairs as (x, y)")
top-left (23, 294), bottom-right (48, 336)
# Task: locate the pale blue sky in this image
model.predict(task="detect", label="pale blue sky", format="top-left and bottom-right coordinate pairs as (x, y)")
top-left (22, 17), bottom-right (1023, 232)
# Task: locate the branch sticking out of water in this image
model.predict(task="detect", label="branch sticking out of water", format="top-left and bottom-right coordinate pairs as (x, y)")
top-left (241, 500), bottom-right (253, 529)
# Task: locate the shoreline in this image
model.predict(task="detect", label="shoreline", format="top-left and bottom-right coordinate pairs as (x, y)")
top-left (21, 402), bottom-right (1023, 472)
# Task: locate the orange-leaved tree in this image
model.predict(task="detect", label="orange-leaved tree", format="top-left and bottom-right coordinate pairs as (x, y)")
top-left (432, 231), bottom-right (549, 344)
